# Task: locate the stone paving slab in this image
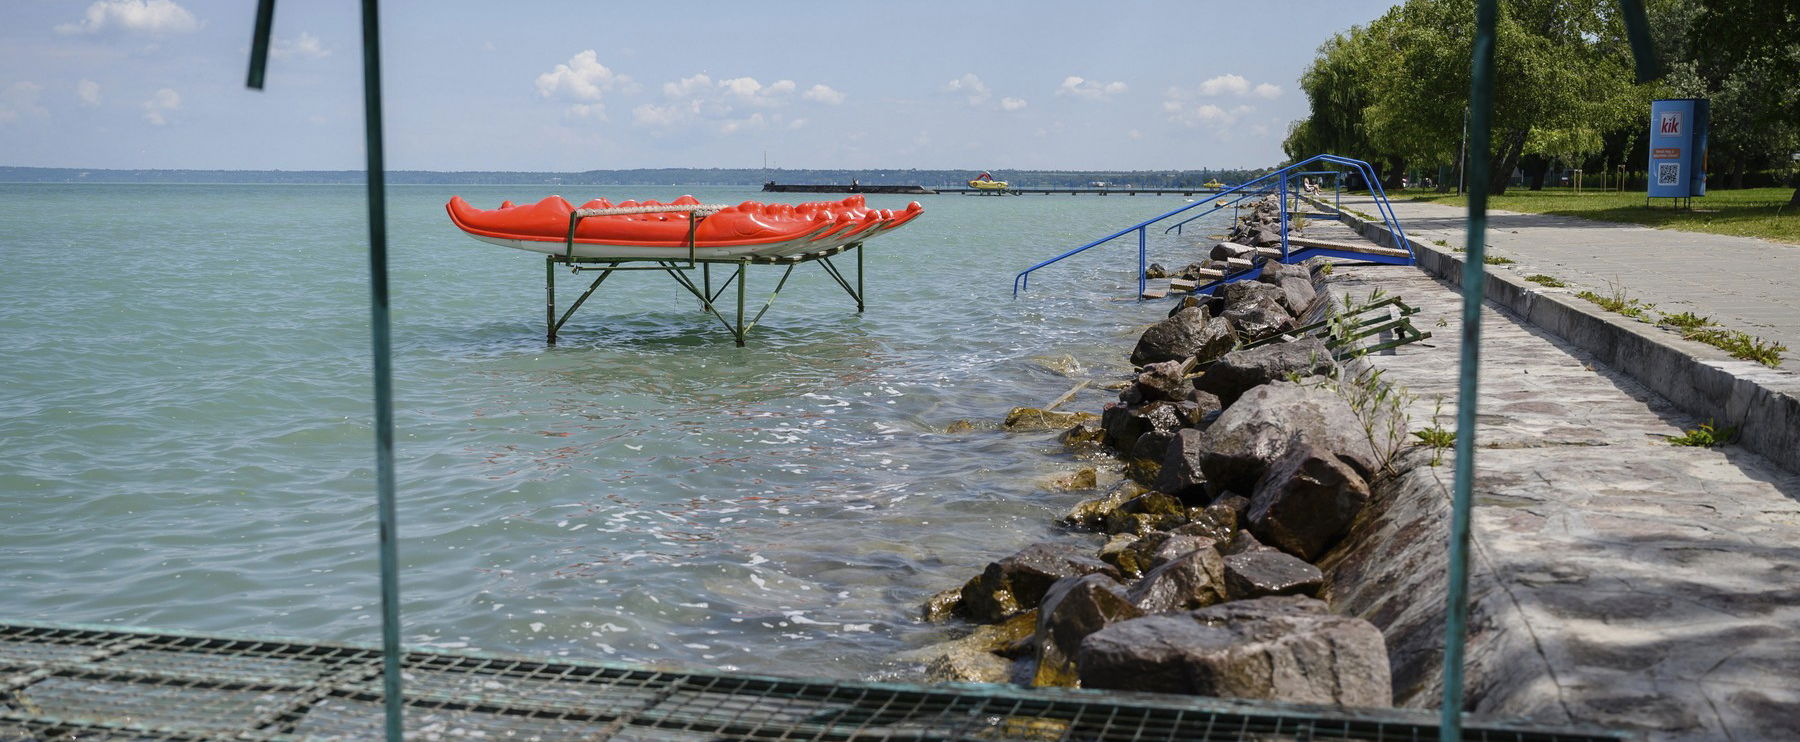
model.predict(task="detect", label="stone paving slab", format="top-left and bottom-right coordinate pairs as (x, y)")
top-left (1338, 195), bottom-right (1799, 363)
top-left (1323, 261), bottom-right (1800, 741)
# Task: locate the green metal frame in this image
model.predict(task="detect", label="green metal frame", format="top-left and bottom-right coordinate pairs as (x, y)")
top-left (544, 242), bottom-right (866, 347)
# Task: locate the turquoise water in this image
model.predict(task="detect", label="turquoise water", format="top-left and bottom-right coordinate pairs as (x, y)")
top-left (0, 183), bottom-right (1230, 677)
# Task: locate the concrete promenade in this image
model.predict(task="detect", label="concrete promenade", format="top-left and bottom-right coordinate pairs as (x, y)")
top-left (1326, 261), bottom-right (1800, 741)
top-left (1337, 195), bottom-right (1800, 360)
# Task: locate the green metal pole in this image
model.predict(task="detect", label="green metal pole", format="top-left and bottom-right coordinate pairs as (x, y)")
top-left (245, 0), bottom-right (275, 90)
top-left (545, 255), bottom-right (556, 344)
top-left (359, 1), bottom-right (404, 739)
top-left (856, 245), bottom-right (864, 313)
top-left (1441, 0), bottom-right (1495, 739)
top-left (735, 260), bottom-right (747, 346)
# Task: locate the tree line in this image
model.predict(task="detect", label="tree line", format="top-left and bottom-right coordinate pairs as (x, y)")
top-left (1283, 0), bottom-right (1799, 204)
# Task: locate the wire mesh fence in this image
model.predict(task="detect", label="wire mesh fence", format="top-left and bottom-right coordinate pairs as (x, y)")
top-left (1, 622), bottom-right (1631, 742)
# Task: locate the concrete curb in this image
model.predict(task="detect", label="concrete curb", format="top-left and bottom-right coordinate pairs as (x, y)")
top-left (1329, 207), bottom-right (1800, 473)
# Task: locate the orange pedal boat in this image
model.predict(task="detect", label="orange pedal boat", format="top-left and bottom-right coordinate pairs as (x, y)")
top-left (446, 194), bottom-right (923, 260)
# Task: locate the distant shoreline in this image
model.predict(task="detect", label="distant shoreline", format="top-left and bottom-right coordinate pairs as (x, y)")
top-left (0, 165), bottom-right (1273, 189)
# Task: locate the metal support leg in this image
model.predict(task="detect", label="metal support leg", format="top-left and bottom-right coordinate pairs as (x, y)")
top-left (856, 244), bottom-right (864, 313)
top-left (545, 255), bottom-right (557, 344)
top-left (702, 263), bottom-right (712, 312)
top-left (735, 260), bottom-right (747, 347)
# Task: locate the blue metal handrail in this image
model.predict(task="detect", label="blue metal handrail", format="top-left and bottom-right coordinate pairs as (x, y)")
top-left (1012, 154), bottom-right (1410, 297)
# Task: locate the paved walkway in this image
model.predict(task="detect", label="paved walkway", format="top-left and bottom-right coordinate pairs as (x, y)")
top-left (1339, 195), bottom-right (1800, 365)
top-left (1325, 262), bottom-right (1800, 741)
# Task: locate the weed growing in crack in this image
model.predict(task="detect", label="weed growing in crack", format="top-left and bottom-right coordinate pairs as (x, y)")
top-left (1666, 420), bottom-right (1738, 447)
top-left (1680, 328), bottom-right (1787, 367)
top-left (1411, 396), bottom-right (1455, 467)
top-left (1576, 280), bottom-right (1655, 321)
top-left (1524, 274), bottom-right (1567, 287)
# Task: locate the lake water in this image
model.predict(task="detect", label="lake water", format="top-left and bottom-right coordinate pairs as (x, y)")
top-left (0, 182), bottom-right (1232, 678)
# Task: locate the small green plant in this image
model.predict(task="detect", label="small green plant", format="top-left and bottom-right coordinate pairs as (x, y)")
top-left (1411, 396), bottom-right (1455, 466)
top-left (1525, 274), bottom-right (1567, 287)
top-left (1483, 254), bottom-right (1515, 265)
top-left (1576, 282), bottom-right (1655, 321)
top-left (1332, 366), bottom-right (1413, 476)
top-left (1291, 211), bottom-right (1310, 232)
top-left (1657, 311), bottom-right (1715, 331)
top-left (1319, 262), bottom-right (1335, 276)
top-left (1681, 328), bottom-right (1787, 367)
top-left (1666, 420), bottom-right (1738, 447)
top-left (1433, 239), bottom-right (1449, 247)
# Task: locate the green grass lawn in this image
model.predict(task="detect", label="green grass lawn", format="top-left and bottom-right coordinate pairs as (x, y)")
top-left (1402, 186), bottom-right (1799, 244)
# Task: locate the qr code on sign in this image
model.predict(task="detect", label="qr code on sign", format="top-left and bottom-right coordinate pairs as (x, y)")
top-left (1657, 162), bottom-right (1680, 186)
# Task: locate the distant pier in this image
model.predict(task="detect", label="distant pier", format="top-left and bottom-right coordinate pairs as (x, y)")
top-left (762, 182), bottom-right (937, 195)
top-left (938, 187), bottom-right (1226, 196)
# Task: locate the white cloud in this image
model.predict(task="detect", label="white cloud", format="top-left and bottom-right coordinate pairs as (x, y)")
top-left (57, 0), bottom-right (200, 35)
top-left (638, 73), bottom-right (831, 131)
top-left (719, 112), bottom-right (767, 134)
top-left (802, 84), bottom-right (845, 105)
top-left (999, 97), bottom-right (1028, 111)
top-left (142, 87), bottom-right (179, 125)
top-left (720, 77), bottom-right (797, 106)
top-left (1056, 76), bottom-right (1127, 101)
top-left (943, 73), bottom-right (991, 106)
top-left (271, 32), bottom-right (330, 60)
top-left (1166, 102), bottom-right (1253, 128)
top-left (76, 79), bottom-right (101, 106)
top-left (1184, 74), bottom-right (1282, 100)
top-left (535, 50), bottom-right (633, 118)
top-left (663, 74), bottom-right (712, 98)
top-left (1, 82), bottom-right (48, 123)
top-left (1128, 129), bottom-right (1144, 141)
top-left (1197, 74), bottom-right (1250, 96)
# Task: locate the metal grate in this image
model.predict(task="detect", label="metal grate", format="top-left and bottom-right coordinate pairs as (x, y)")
top-left (1, 622), bottom-right (1631, 742)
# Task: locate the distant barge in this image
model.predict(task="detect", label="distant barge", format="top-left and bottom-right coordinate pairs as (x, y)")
top-left (763, 182), bottom-right (937, 195)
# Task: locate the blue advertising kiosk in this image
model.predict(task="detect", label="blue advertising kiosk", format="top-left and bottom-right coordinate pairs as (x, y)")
top-left (1648, 98), bottom-right (1709, 208)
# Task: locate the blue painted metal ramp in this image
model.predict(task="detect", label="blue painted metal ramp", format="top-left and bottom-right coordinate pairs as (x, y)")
top-left (1013, 154), bottom-right (1413, 298)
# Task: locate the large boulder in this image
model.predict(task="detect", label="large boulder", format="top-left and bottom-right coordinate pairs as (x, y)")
top-left (1003, 407), bottom-right (1100, 431)
top-left (1033, 574), bottom-right (1142, 687)
top-left (1196, 381), bottom-right (1379, 493)
top-left (1195, 336), bottom-right (1338, 408)
top-left (1076, 596), bottom-right (1393, 707)
top-left (1175, 495), bottom-right (1246, 542)
top-left (1102, 491), bottom-right (1187, 536)
top-left (1219, 281), bottom-right (1287, 311)
top-left (1127, 545), bottom-right (1228, 613)
top-left (1252, 226), bottom-right (1285, 247)
top-left (1209, 242), bottom-right (1256, 262)
top-left (1256, 261), bottom-right (1310, 285)
top-left (1062, 481), bottom-right (1147, 531)
top-left (1224, 549), bottom-right (1325, 599)
top-left (961, 543), bottom-right (1121, 623)
top-left (1059, 421), bottom-right (1106, 450)
top-left (1278, 276), bottom-right (1318, 314)
top-left (1153, 428), bottom-right (1208, 501)
top-left (1130, 360), bottom-right (1191, 403)
top-left (1101, 402), bottom-right (1182, 453)
top-left (1246, 438), bottom-right (1372, 561)
top-left (1221, 293), bottom-right (1294, 340)
top-left (1130, 307), bottom-right (1236, 366)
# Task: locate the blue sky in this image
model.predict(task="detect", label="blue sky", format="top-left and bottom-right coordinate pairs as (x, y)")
top-left (1, 1), bottom-right (1401, 171)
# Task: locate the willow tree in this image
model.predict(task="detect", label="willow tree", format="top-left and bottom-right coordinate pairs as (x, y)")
top-left (1288, 0), bottom-right (1651, 194)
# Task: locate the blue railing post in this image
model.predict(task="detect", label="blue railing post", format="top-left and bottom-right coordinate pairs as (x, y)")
top-left (1278, 175), bottom-right (1290, 260)
top-left (1137, 227), bottom-right (1147, 298)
